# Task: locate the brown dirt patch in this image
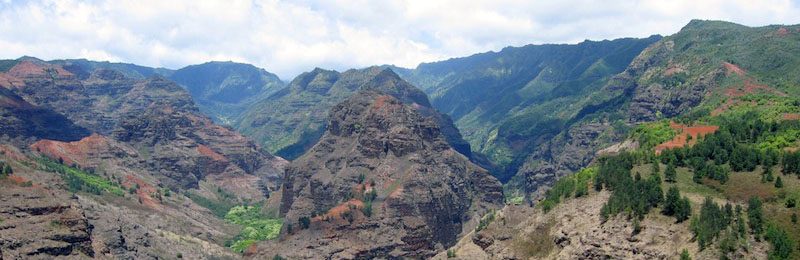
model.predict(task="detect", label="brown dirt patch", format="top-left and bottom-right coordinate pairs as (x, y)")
top-left (30, 134), bottom-right (110, 168)
top-left (0, 144), bottom-right (27, 161)
top-left (723, 62), bottom-right (745, 76)
top-left (654, 122), bottom-right (718, 155)
top-left (197, 144), bottom-right (227, 161)
top-left (123, 175), bottom-right (161, 209)
top-left (313, 199), bottom-right (364, 221)
top-left (0, 73), bottom-right (25, 89)
top-left (777, 27), bottom-right (790, 37)
top-left (782, 113), bottom-right (800, 121)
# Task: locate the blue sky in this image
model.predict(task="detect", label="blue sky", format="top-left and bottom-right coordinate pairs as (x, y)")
top-left (1, 0), bottom-right (799, 79)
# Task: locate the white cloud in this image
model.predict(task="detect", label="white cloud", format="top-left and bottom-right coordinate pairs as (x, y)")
top-left (0, 0), bottom-right (799, 79)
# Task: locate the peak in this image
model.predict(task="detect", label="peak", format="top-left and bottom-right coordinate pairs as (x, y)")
top-left (680, 19), bottom-right (746, 31)
top-left (16, 56), bottom-right (44, 62)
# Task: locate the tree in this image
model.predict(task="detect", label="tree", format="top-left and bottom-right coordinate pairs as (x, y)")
top-left (775, 176), bottom-right (784, 188)
top-left (2, 164), bottom-right (11, 175)
top-left (748, 197), bottom-right (764, 236)
top-left (676, 197), bottom-right (692, 223)
top-left (652, 157), bottom-right (660, 173)
top-left (665, 162), bottom-right (677, 183)
top-left (663, 186), bottom-right (681, 216)
top-left (765, 224), bottom-right (794, 259)
top-left (299, 216), bottom-right (311, 229)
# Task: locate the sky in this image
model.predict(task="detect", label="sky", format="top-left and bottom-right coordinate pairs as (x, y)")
top-left (1, 0), bottom-right (800, 79)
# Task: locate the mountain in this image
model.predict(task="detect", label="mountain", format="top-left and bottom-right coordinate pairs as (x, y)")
top-left (236, 67), bottom-right (473, 161)
top-left (9, 59), bottom-right (288, 126)
top-left (168, 61), bottom-right (285, 124)
top-left (432, 20), bottom-right (800, 260)
top-left (394, 36), bottom-right (662, 183)
top-left (0, 57), bottom-right (286, 258)
top-left (256, 69), bottom-right (503, 259)
top-left (518, 20), bottom-right (800, 195)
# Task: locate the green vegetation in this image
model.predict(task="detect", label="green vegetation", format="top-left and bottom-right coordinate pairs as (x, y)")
top-left (662, 186), bottom-right (691, 222)
top-left (748, 197), bottom-right (764, 236)
top-left (36, 157), bottom-right (125, 196)
top-left (632, 120), bottom-right (677, 149)
top-left (185, 190), bottom-right (237, 218)
top-left (447, 249), bottom-right (456, 258)
top-left (0, 161), bottom-right (12, 177)
top-left (680, 249), bottom-right (691, 260)
top-left (224, 205), bottom-right (283, 253)
top-left (766, 224), bottom-right (794, 259)
top-left (476, 210), bottom-right (496, 232)
top-left (689, 197), bottom-right (733, 250)
top-left (594, 154), bottom-right (663, 220)
top-left (539, 166), bottom-right (597, 212)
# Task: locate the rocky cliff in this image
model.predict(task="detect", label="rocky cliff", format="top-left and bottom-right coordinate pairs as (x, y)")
top-left (256, 70), bottom-right (503, 259)
top-left (0, 57), bottom-right (286, 259)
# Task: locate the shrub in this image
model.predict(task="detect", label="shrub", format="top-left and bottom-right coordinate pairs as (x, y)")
top-left (680, 249), bottom-right (691, 260)
top-left (299, 216), bottom-right (311, 229)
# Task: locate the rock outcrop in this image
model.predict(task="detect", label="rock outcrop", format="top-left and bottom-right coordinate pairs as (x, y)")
top-left (257, 70), bottom-right (503, 259)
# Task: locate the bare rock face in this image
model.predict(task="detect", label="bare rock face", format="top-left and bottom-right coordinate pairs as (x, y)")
top-left (0, 184), bottom-right (93, 259)
top-left (0, 57), bottom-right (286, 259)
top-left (2, 59), bottom-right (285, 194)
top-left (259, 71), bottom-right (503, 259)
top-left (0, 87), bottom-right (90, 144)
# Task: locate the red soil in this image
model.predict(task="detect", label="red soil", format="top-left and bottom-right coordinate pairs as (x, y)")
top-left (654, 122), bottom-right (719, 155)
top-left (372, 95), bottom-right (393, 110)
top-left (30, 134), bottom-right (110, 168)
top-left (783, 113), bottom-right (800, 121)
top-left (713, 62), bottom-right (787, 116)
top-left (0, 73), bottom-right (25, 89)
top-left (7, 60), bottom-right (73, 78)
top-left (723, 62), bottom-right (746, 76)
top-left (313, 199), bottom-right (364, 222)
top-left (124, 175), bottom-right (161, 209)
top-left (0, 144), bottom-right (28, 161)
top-left (196, 144), bottom-right (227, 161)
top-left (777, 27), bottom-right (790, 37)
top-left (8, 61), bottom-right (46, 77)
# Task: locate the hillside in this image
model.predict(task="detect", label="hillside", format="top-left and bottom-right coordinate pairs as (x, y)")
top-left (477, 20), bottom-right (800, 200)
top-left (429, 20), bottom-right (800, 260)
top-left (256, 69), bottom-right (502, 259)
top-left (395, 36), bottom-right (661, 181)
top-left (169, 61), bottom-right (285, 124)
top-left (0, 58), bottom-right (286, 258)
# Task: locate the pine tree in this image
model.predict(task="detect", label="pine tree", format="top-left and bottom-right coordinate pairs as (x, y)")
top-left (663, 186), bottom-right (680, 216)
top-left (676, 197), bottom-right (692, 223)
top-left (2, 164), bottom-right (12, 175)
top-left (652, 159), bottom-right (660, 174)
top-left (775, 176), bottom-right (784, 188)
top-left (748, 197), bottom-right (764, 236)
top-left (665, 162), bottom-right (677, 183)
